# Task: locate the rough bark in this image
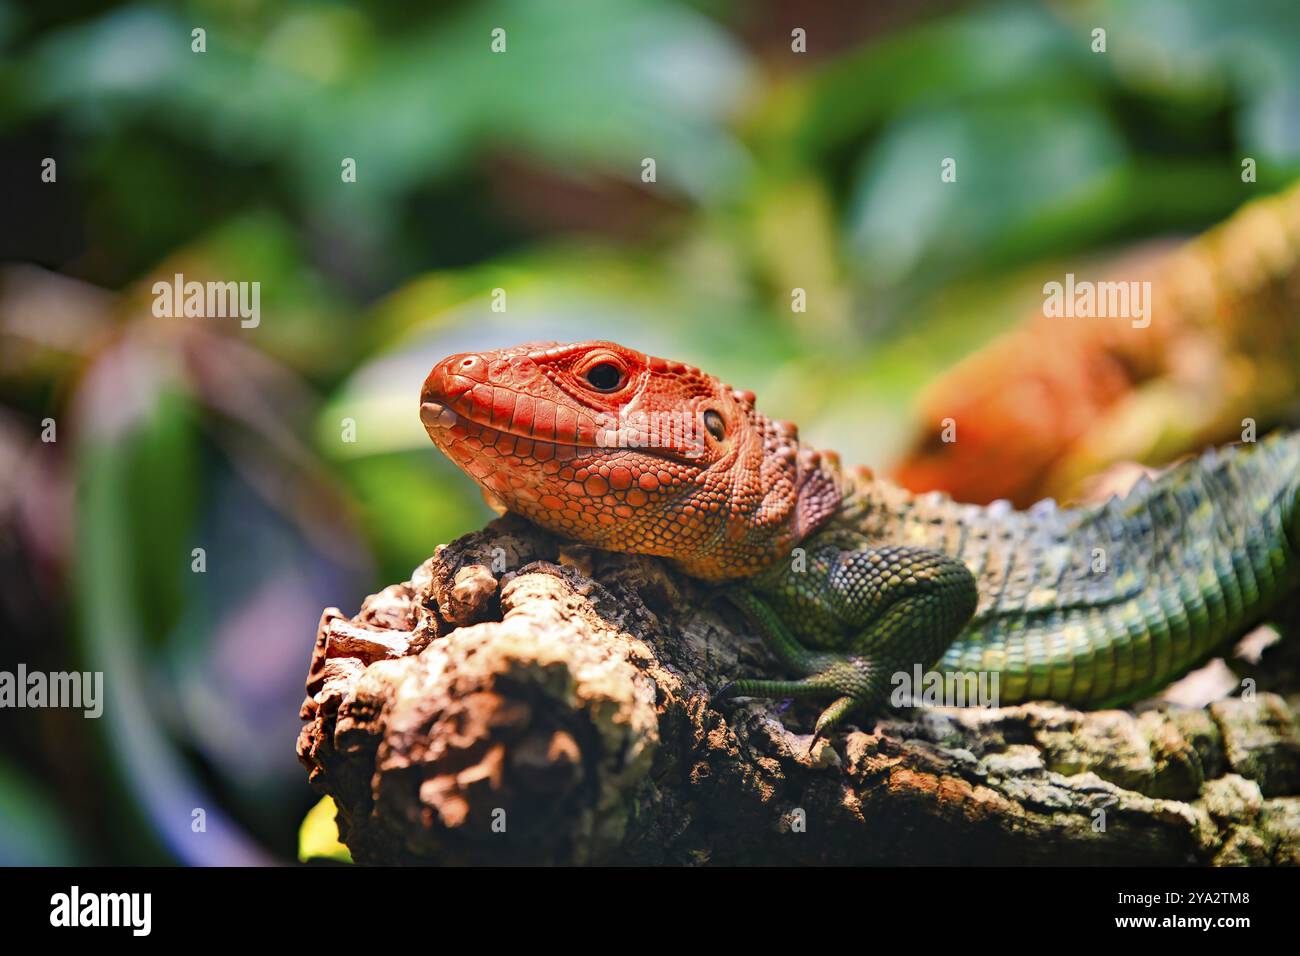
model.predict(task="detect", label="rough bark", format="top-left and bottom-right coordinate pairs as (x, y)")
top-left (297, 514), bottom-right (1300, 865)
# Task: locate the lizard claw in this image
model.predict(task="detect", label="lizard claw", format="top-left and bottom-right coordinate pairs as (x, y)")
top-left (809, 694), bottom-right (856, 751)
top-left (806, 731), bottom-right (825, 759)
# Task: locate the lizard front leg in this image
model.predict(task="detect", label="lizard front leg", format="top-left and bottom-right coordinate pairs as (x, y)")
top-left (716, 545), bottom-right (979, 741)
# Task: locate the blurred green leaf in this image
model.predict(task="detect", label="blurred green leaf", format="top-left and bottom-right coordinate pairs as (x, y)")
top-left (120, 385), bottom-right (200, 649)
top-left (846, 94), bottom-right (1127, 296)
top-left (1079, 0), bottom-right (1300, 159)
top-left (0, 759), bottom-right (79, 865)
top-left (75, 348), bottom-right (277, 864)
top-left (341, 452), bottom-right (491, 584)
top-left (298, 795), bottom-right (352, 864)
top-left (145, 211), bottom-right (354, 379)
top-left (20, 0), bottom-right (755, 225)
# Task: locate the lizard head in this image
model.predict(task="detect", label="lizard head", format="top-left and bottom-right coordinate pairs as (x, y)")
top-left (421, 340), bottom-right (841, 581)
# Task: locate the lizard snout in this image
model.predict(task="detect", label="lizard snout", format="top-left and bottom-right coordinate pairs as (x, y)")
top-left (422, 352), bottom-right (489, 405)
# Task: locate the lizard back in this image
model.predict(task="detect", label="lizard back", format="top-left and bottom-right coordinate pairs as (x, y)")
top-left (833, 432), bottom-right (1300, 705)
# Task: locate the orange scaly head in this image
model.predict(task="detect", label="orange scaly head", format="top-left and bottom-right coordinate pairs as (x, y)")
top-left (421, 340), bottom-right (841, 581)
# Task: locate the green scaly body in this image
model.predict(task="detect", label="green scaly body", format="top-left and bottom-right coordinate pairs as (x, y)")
top-left (752, 433), bottom-right (1300, 709)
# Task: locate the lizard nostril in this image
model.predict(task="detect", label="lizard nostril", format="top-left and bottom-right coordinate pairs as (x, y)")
top-left (425, 353), bottom-right (489, 405)
top-left (441, 354), bottom-right (488, 384)
top-left (454, 355), bottom-right (488, 379)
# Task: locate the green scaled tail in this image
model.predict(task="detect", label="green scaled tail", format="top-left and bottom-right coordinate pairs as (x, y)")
top-left (933, 432), bottom-right (1300, 707)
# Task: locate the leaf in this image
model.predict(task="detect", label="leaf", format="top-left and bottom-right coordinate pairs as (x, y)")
top-left (845, 96), bottom-right (1128, 296)
top-left (20, 0), bottom-right (755, 217)
top-left (298, 796), bottom-right (352, 864)
top-left (0, 759), bottom-right (79, 866)
top-left (73, 344), bottom-right (278, 864)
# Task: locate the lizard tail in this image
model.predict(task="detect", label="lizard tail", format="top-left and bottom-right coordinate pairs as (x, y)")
top-left (941, 431), bottom-right (1300, 708)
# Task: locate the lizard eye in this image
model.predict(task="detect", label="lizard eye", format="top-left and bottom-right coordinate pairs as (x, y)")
top-left (584, 362), bottom-right (624, 392)
top-left (703, 409), bottom-right (726, 441)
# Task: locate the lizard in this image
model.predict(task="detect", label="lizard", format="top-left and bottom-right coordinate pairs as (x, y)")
top-left (894, 181), bottom-right (1300, 508)
top-left (419, 340), bottom-right (1300, 741)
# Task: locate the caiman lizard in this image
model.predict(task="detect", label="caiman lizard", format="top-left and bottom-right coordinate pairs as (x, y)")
top-left (420, 340), bottom-right (1300, 740)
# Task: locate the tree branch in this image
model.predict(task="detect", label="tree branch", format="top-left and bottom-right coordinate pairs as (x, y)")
top-left (297, 515), bottom-right (1300, 864)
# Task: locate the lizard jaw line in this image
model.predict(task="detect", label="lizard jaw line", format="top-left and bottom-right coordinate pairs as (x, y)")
top-left (420, 400), bottom-right (690, 465)
top-left (421, 399), bottom-right (595, 450)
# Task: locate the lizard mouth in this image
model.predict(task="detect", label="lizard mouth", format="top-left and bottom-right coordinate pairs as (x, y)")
top-left (420, 398), bottom-right (699, 466)
top-left (419, 401), bottom-right (461, 434)
top-left (421, 396), bottom-right (703, 526)
top-left (420, 399), bottom-right (602, 452)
